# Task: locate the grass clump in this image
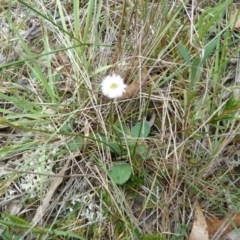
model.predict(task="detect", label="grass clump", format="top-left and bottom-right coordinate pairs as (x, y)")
top-left (0, 0), bottom-right (240, 239)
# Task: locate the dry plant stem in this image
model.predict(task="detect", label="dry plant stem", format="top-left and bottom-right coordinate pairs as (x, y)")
top-left (202, 121), bottom-right (240, 179)
top-left (124, 2), bottom-right (158, 81)
top-left (1, 1), bottom-right (240, 238)
top-left (32, 158), bottom-right (71, 224)
top-left (3, 167), bottom-right (92, 178)
top-left (166, 99), bottom-right (229, 159)
top-left (112, 0), bottom-right (126, 66)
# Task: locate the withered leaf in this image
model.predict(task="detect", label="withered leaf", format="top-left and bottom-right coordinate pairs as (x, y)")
top-left (189, 202), bottom-right (209, 240)
top-left (206, 213), bottom-right (240, 239)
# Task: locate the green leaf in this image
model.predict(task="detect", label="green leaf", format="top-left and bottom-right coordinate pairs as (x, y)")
top-left (4, 214), bottom-right (30, 225)
top-left (12, 24), bottom-right (57, 103)
top-left (108, 141), bottom-right (121, 155)
top-left (113, 122), bottom-right (135, 147)
top-left (0, 140), bottom-right (41, 158)
top-left (131, 121), bottom-right (151, 139)
top-left (190, 58), bottom-right (201, 89)
top-left (108, 163), bottom-right (132, 185)
top-left (177, 43), bottom-right (191, 65)
top-left (113, 122), bottom-right (130, 139)
top-left (1, 214), bottom-right (87, 239)
top-left (198, 2), bottom-right (228, 40)
top-left (92, 65), bottom-right (113, 76)
top-left (201, 38), bottom-right (218, 64)
top-left (136, 144), bottom-right (150, 160)
top-left (68, 136), bottom-right (83, 151)
top-left (96, 134), bottom-right (121, 155)
top-left (59, 119), bottom-right (75, 134)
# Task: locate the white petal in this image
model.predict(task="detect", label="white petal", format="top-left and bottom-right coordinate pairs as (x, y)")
top-left (101, 74), bottom-right (127, 99)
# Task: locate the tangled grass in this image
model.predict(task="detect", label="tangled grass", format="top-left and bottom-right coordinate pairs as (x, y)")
top-left (0, 0), bottom-right (240, 239)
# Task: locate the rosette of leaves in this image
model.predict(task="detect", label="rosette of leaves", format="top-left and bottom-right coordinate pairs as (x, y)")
top-left (96, 120), bottom-right (151, 185)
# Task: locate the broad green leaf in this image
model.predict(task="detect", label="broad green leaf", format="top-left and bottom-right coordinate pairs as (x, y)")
top-left (113, 122), bottom-right (135, 147)
top-left (68, 136), bottom-right (83, 151)
top-left (108, 163), bottom-right (132, 185)
top-left (113, 122), bottom-right (129, 139)
top-left (59, 119), bottom-right (75, 134)
top-left (136, 144), bottom-right (150, 160)
top-left (131, 121), bottom-right (151, 139)
top-left (96, 134), bottom-right (121, 155)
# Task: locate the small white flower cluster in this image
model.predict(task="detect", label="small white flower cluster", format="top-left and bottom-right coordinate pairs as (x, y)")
top-left (101, 74), bottom-right (127, 99)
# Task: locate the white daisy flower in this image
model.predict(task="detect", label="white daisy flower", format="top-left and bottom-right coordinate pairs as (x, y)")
top-left (101, 74), bottom-right (127, 99)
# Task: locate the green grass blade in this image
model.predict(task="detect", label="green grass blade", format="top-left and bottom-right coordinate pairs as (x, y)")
top-left (178, 43), bottom-right (191, 65)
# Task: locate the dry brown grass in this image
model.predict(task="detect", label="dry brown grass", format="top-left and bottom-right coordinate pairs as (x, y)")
top-left (0, 1), bottom-right (240, 239)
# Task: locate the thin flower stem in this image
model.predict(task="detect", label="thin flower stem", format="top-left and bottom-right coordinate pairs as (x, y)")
top-left (110, 100), bottom-right (114, 126)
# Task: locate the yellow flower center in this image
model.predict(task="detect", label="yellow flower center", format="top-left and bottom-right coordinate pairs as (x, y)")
top-left (110, 83), bottom-right (118, 89)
